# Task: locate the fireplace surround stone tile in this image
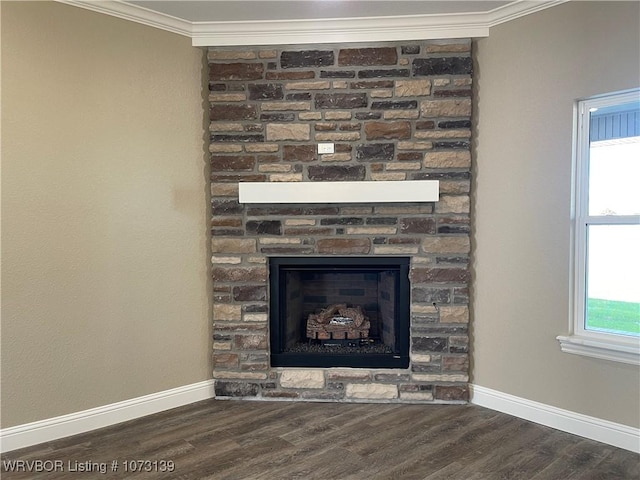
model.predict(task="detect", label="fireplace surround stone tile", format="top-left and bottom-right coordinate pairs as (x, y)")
top-left (209, 39), bottom-right (472, 403)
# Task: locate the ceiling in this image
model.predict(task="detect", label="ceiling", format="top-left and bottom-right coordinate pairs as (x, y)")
top-left (58, 0), bottom-right (568, 46)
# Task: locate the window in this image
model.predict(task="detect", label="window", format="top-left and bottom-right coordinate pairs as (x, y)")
top-left (557, 89), bottom-right (640, 365)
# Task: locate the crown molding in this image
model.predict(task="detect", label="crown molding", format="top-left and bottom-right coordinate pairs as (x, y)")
top-left (486, 0), bottom-right (570, 27)
top-left (56, 0), bottom-right (193, 37)
top-left (191, 13), bottom-right (490, 47)
top-left (56, 0), bottom-right (569, 46)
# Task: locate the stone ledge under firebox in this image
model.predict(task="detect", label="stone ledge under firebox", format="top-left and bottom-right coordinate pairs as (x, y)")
top-left (214, 367), bottom-right (469, 403)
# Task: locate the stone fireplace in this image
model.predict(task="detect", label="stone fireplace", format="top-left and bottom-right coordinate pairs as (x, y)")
top-left (210, 39), bottom-right (471, 402)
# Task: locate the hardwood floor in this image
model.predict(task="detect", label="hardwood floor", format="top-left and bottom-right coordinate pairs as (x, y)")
top-left (2, 400), bottom-right (638, 479)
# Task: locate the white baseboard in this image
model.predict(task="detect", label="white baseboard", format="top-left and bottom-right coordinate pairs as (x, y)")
top-left (0, 380), bottom-right (215, 453)
top-left (471, 384), bottom-right (640, 453)
top-left (3, 381), bottom-right (637, 454)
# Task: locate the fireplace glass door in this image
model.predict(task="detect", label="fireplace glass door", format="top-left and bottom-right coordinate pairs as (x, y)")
top-left (269, 257), bottom-right (410, 368)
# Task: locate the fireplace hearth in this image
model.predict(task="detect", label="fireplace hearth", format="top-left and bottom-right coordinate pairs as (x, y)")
top-left (269, 257), bottom-right (410, 368)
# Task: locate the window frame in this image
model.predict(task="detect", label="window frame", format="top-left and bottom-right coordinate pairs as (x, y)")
top-left (557, 88), bottom-right (640, 365)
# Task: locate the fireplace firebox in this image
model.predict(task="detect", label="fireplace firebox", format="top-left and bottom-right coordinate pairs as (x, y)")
top-left (269, 257), bottom-right (410, 368)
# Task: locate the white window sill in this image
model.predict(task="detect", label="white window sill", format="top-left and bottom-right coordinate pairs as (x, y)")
top-left (557, 335), bottom-right (640, 366)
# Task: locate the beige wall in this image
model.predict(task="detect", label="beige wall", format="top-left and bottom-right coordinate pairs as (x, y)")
top-left (1, 1), bottom-right (210, 427)
top-left (473, 1), bottom-right (640, 427)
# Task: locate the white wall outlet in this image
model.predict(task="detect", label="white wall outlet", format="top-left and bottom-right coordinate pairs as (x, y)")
top-left (318, 143), bottom-right (335, 154)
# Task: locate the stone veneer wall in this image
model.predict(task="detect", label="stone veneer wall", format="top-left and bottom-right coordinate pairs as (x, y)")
top-left (209, 40), bottom-right (472, 403)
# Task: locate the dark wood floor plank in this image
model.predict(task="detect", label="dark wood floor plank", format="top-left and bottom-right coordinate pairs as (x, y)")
top-left (2, 399), bottom-right (637, 480)
top-left (578, 447), bottom-right (640, 480)
top-left (417, 413), bottom-right (524, 479)
top-left (345, 405), bottom-right (471, 458)
top-left (455, 421), bottom-right (558, 479)
top-left (529, 439), bottom-right (617, 480)
top-left (484, 428), bottom-right (579, 479)
top-left (374, 414), bottom-right (523, 479)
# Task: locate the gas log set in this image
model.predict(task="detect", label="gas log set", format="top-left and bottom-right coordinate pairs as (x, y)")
top-left (306, 304), bottom-right (371, 344)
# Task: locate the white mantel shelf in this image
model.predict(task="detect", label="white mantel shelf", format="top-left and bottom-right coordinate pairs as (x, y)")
top-left (238, 180), bottom-right (439, 204)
